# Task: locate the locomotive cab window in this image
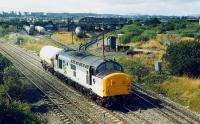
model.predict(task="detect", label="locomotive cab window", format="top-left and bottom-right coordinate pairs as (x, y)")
top-left (58, 59), bottom-right (63, 69)
top-left (96, 62), bottom-right (123, 74)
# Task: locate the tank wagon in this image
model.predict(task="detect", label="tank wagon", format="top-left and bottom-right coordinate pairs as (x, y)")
top-left (35, 26), bottom-right (45, 34)
top-left (75, 26), bottom-right (85, 37)
top-left (40, 46), bottom-right (131, 107)
top-left (23, 25), bottom-right (35, 35)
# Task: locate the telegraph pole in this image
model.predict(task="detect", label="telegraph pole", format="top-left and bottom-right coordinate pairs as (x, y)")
top-left (102, 23), bottom-right (107, 59)
top-left (72, 31), bottom-right (74, 44)
top-left (102, 31), bottom-right (105, 58)
top-left (71, 17), bottom-right (74, 44)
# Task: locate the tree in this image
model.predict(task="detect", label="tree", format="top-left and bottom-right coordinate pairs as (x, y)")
top-left (145, 18), bottom-right (161, 26)
top-left (0, 101), bottom-right (42, 124)
top-left (0, 54), bottom-right (12, 71)
top-left (3, 66), bottom-right (20, 81)
top-left (159, 22), bottom-right (174, 32)
top-left (165, 41), bottom-right (200, 76)
top-left (141, 30), bottom-right (157, 40)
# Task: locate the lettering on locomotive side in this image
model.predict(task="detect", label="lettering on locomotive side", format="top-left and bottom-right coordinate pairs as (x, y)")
top-left (71, 60), bottom-right (89, 69)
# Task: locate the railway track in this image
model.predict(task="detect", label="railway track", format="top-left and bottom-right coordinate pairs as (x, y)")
top-left (2, 42), bottom-right (156, 124)
top-left (0, 45), bottom-right (99, 124)
top-left (0, 42), bottom-right (126, 124)
top-left (2, 42), bottom-right (200, 124)
top-left (131, 84), bottom-right (200, 124)
top-left (44, 36), bottom-right (69, 48)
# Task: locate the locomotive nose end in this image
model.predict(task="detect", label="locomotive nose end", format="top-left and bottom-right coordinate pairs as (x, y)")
top-left (102, 73), bottom-right (131, 97)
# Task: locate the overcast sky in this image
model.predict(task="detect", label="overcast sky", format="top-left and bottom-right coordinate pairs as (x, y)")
top-left (0, 0), bottom-right (200, 16)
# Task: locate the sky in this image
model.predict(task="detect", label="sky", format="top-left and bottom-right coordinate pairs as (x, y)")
top-left (0, 0), bottom-right (200, 16)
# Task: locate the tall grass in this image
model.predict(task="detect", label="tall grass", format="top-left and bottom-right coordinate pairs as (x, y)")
top-left (51, 32), bottom-right (87, 45)
top-left (141, 39), bottom-right (165, 50)
top-left (162, 76), bottom-right (200, 112)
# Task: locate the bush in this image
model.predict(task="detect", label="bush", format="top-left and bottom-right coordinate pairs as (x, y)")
top-left (118, 59), bottom-right (151, 82)
top-left (144, 18), bottom-right (161, 27)
top-left (159, 22), bottom-right (175, 32)
top-left (131, 35), bottom-right (149, 43)
top-left (0, 101), bottom-right (42, 124)
top-left (121, 33), bottom-right (133, 44)
top-left (141, 30), bottom-right (157, 39)
top-left (16, 37), bottom-right (25, 45)
top-left (3, 66), bottom-right (20, 81)
top-left (143, 72), bottom-right (170, 84)
top-left (165, 41), bottom-right (200, 76)
top-left (0, 54), bottom-right (12, 71)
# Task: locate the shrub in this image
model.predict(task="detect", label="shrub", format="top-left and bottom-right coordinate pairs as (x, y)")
top-left (144, 18), bottom-right (161, 27)
top-left (131, 35), bottom-right (149, 43)
top-left (165, 41), bottom-right (200, 76)
top-left (3, 66), bottom-right (20, 81)
top-left (118, 58), bottom-right (151, 82)
top-left (0, 54), bottom-right (12, 71)
top-left (16, 37), bottom-right (25, 45)
top-left (121, 33), bottom-right (133, 44)
top-left (159, 22), bottom-right (175, 33)
top-left (141, 30), bottom-right (157, 40)
top-left (0, 101), bottom-right (42, 124)
top-left (143, 72), bottom-right (170, 84)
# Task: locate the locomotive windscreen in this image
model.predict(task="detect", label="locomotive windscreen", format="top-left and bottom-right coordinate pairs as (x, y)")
top-left (96, 61), bottom-right (123, 74)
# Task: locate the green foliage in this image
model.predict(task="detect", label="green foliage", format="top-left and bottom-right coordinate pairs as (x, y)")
top-left (195, 32), bottom-right (200, 40)
top-left (121, 33), bottom-right (134, 44)
top-left (141, 30), bottom-right (157, 39)
top-left (165, 41), bottom-right (200, 76)
top-left (0, 55), bottom-right (42, 123)
top-left (3, 67), bottom-right (26, 100)
top-left (143, 71), bottom-right (170, 84)
top-left (3, 66), bottom-right (20, 81)
top-left (116, 18), bottom-right (200, 44)
top-left (117, 24), bottom-right (145, 44)
top-left (131, 35), bottom-right (149, 43)
top-left (0, 54), bottom-right (12, 71)
top-left (146, 83), bottom-right (168, 95)
top-left (176, 23), bottom-right (200, 38)
top-left (0, 25), bottom-right (17, 37)
top-left (144, 18), bottom-right (161, 26)
top-left (16, 37), bottom-right (25, 45)
top-left (159, 22), bottom-right (175, 32)
top-left (0, 101), bottom-right (42, 124)
top-left (118, 58), bottom-right (151, 82)
top-left (118, 23), bottom-right (158, 43)
top-left (0, 73), bottom-right (3, 84)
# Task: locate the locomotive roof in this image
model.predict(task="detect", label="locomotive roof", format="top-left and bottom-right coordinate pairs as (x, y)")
top-left (59, 49), bottom-right (108, 69)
